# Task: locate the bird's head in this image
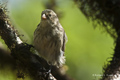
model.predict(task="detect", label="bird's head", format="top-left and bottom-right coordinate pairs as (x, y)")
top-left (41, 9), bottom-right (59, 25)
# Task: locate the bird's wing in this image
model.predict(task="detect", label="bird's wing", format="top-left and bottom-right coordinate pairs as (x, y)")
top-left (62, 30), bottom-right (68, 52)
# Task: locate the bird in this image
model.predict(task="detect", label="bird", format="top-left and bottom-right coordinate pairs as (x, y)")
top-left (33, 9), bottom-right (68, 68)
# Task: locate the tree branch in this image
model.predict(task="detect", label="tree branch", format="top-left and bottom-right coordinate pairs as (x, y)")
top-left (0, 4), bottom-right (73, 80)
top-left (0, 6), bottom-right (57, 80)
top-left (75, 0), bottom-right (120, 79)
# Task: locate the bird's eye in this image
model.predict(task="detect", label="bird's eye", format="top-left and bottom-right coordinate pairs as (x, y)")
top-left (48, 14), bottom-right (51, 17)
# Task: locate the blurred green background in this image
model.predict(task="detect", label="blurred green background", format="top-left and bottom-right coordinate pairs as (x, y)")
top-left (0, 0), bottom-right (114, 80)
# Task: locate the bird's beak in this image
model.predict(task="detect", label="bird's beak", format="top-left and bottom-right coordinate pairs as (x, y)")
top-left (42, 14), bottom-right (47, 20)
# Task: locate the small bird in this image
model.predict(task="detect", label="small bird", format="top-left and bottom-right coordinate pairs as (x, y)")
top-left (33, 9), bottom-right (67, 67)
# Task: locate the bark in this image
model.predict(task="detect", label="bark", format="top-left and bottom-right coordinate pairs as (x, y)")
top-left (75, 0), bottom-right (120, 79)
top-left (0, 5), bottom-right (73, 80)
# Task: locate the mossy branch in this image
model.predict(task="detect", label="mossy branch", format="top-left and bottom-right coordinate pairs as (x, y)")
top-left (75, 0), bottom-right (120, 80)
top-left (0, 2), bottom-right (74, 80)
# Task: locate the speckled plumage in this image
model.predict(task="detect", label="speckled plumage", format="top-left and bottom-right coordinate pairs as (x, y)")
top-left (33, 9), bottom-right (67, 67)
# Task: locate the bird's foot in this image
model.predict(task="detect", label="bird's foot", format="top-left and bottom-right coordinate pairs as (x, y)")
top-left (38, 67), bottom-right (51, 80)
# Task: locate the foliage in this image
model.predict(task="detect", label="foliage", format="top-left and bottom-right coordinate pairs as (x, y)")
top-left (0, 0), bottom-right (114, 80)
